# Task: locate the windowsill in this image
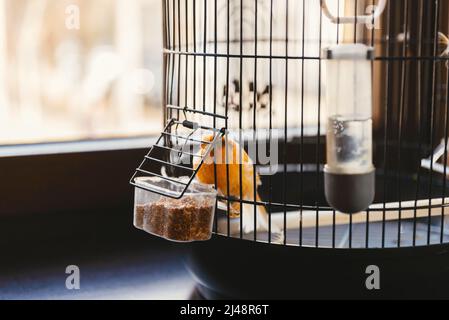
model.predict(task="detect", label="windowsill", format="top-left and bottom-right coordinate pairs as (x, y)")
top-left (0, 138), bottom-right (156, 216)
top-left (0, 248), bottom-right (195, 300)
top-left (0, 208), bottom-right (195, 300)
top-left (0, 136), bottom-right (158, 158)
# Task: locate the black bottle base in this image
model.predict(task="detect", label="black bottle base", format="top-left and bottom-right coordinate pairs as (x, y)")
top-left (324, 170), bottom-right (375, 214)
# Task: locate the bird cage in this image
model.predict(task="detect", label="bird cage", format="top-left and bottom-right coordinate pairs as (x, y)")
top-left (134, 0), bottom-right (449, 298)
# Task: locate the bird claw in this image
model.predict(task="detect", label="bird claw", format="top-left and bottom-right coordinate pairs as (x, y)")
top-left (242, 222), bottom-right (255, 235)
top-left (271, 230), bottom-right (285, 244)
top-left (241, 220), bottom-right (285, 244)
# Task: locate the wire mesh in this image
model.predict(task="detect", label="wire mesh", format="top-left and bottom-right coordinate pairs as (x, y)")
top-left (160, 0), bottom-right (449, 248)
top-left (130, 117), bottom-right (224, 199)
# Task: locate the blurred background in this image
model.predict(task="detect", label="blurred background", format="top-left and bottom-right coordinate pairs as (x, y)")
top-left (0, 0), bottom-right (163, 145)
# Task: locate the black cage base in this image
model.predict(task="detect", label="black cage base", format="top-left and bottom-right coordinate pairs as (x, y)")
top-left (187, 235), bottom-right (449, 300)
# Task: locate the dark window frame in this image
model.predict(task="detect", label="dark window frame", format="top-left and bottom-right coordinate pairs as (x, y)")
top-left (0, 137), bottom-right (156, 217)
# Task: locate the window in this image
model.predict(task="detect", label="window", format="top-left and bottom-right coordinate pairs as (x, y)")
top-left (0, 0), bottom-right (163, 145)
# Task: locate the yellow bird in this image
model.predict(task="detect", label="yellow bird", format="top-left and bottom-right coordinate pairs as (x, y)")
top-left (193, 134), bottom-right (283, 237)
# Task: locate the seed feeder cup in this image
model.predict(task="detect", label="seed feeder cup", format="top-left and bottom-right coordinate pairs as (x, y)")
top-left (323, 44), bottom-right (375, 214)
top-left (130, 117), bottom-right (224, 243)
top-left (133, 177), bottom-right (218, 242)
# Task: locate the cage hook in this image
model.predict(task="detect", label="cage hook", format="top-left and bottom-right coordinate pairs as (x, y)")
top-left (183, 106), bottom-right (188, 120)
top-left (177, 126), bottom-right (198, 164)
top-left (173, 106), bottom-right (189, 147)
top-left (174, 107), bottom-right (194, 163)
top-left (321, 0), bottom-right (387, 25)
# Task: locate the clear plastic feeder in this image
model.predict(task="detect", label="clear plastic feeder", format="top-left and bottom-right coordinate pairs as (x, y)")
top-left (323, 44), bottom-right (375, 213)
top-left (133, 177), bottom-right (217, 242)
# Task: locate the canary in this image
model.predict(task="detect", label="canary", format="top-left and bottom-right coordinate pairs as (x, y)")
top-left (193, 134), bottom-right (283, 238)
